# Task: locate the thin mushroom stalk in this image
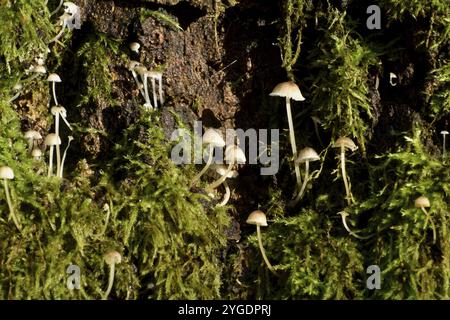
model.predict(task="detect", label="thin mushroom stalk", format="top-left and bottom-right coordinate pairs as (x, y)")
top-left (102, 251), bottom-right (121, 300)
top-left (285, 97), bottom-right (302, 187)
top-left (291, 161), bottom-right (310, 206)
top-left (48, 145), bottom-right (55, 177)
top-left (339, 211), bottom-right (372, 240)
top-left (55, 114), bottom-right (61, 176)
top-left (151, 77), bottom-right (158, 109)
top-left (217, 180), bottom-right (230, 207)
top-left (339, 146), bottom-right (352, 205)
top-left (256, 225), bottom-right (278, 276)
top-left (158, 75), bottom-right (164, 104)
top-left (191, 145), bottom-right (214, 187)
top-left (49, 21), bottom-right (67, 43)
top-left (59, 136), bottom-right (73, 178)
top-left (103, 262), bottom-right (116, 300)
top-left (52, 81), bottom-right (58, 105)
top-left (3, 180), bottom-right (21, 232)
top-left (206, 161), bottom-right (233, 192)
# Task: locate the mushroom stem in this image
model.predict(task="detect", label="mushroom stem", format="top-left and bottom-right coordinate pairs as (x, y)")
top-left (48, 145), bottom-right (54, 177)
top-left (158, 76), bottom-right (164, 104)
top-left (443, 135), bottom-right (447, 159)
top-left (49, 23), bottom-right (67, 43)
top-left (421, 207), bottom-right (437, 244)
top-left (131, 71), bottom-right (146, 99)
top-left (191, 145), bottom-right (214, 187)
top-left (285, 97), bottom-right (302, 187)
top-left (339, 212), bottom-right (372, 240)
top-left (206, 161), bottom-right (233, 192)
top-left (52, 81), bottom-right (58, 106)
top-left (8, 91), bottom-right (21, 103)
top-left (290, 160), bottom-right (310, 206)
top-left (256, 225), bottom-right (278, 276)
top-left (3, 179), bottom-right (21, 232)
top-left (50, 0), bottom-right (63, 16)
top-left (143, 75), bottom-right (153, 109)
top-left (340, 146), bottom-right (352, 205)
top-left (151, 77), bottom-right (158, 109)
top-left (55, 115), bottom-right (61, 178)
top-left (102, 262), bottom-right (116, 300)
top-left (59, 136), bottom-right (73, 178)
top-left (217, 180), bottom-right (230, 207)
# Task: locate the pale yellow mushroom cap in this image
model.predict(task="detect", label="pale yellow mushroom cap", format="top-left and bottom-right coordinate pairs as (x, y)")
top-left (31, 148), bottom-right (42, 158)
top-left (202, 129), bottom-right (225, 148)
top-left (213, 164), bottom-right (238, 178)
top-left (0, 166), bottom-right (14, 180)
top-left (225, 145), bottom-right (246, 164)
top-left (246, 210), bottom-right (268, 227)
top-left (51, 106), bottom-right (67, 117)
top-left (270, 81), bottom-right (305, 101)
top-left (333, 137), bottom-right (358, 152)
top-left (47, 73), bottom-right (62, 82)
top-left (33, 65), bottom-right (47, 74)
top-left (415, 196), bottom-right (430, 208)
top-left (24, 130), bottom-right (42, 140)
top-left (104, 251), bottom-right (122, 265)
top-left (45, 133), bottom-right (62, 146)
top-left (295, 147), bottom-right (320, 164)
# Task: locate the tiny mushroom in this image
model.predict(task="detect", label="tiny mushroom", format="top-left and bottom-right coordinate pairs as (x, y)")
top-left (128, 61), bottom-right (146, 99)
top-left (191, 128), bottom-right (225, 187)
top-left (333, 137), bottom-right (358, 206)
top-left (135, 66), bottom-right (153, 109)
top-left (206, 144), bottom-right (246, 192)
top-left (0, 166), bottom-right (21, 231)
top-left (45, 133), bottom-right (62, 177)
top-left (338, 211), bottom-right (372, 240)
top-left (415, 196), bottom-right (436, 244)
top-left (129, 42), bottom-right (140, 54)
top-left (440, 130), bottom-right (448, 159)
top-left (31, 148), bottom-right (43, 161)
top-left (290, 147), bottom-right (320, 206)
top-left (246, 210), bottom-right (277, 275)
top-left (389, 72), bottom-right (398, 86)
top-left (147, 70), bottom-right (164, 108)
top-left (24, 130), bottom-right (42, 153)
top-left (270, 81), bottom-right (305, 189)
top-left (103, 250), bottom-right (122, 300)
top-left (47, 73), bottom-right (62, 106)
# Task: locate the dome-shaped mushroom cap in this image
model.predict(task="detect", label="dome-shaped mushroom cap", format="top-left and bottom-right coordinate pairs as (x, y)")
top-left (225, 145), bottom-right (246, 164)
top-left (441, 130), bottom-right (449, 135)
top-left (202, 129), bottom-right (225, 148)
top-left (415, 196), bottom-right (431, 208)
top-left (295, 147), bottom-right (320, 164)
top-left (31, 148), bottom-right (42, 158)
top-left (104, 251), bottom-right (122, 265)
top-left (45, 133), bottom-right (62, 146)
top-left (51, 106), bottom-right (67, 116)
top-left (33, 65), bottom-right (47, 74)
top-left (0, 166), bottom-right (14, 180)
top-left (129, 42), bottom-right (140, 52)
top-left (24, 130), bottom-right (42, 140)
top-left (213, 164), bottom-right (238, 178)
top-left (47, 73), bottom-right (62, 82)
top-left (246, 210), bottom-right (268, 227)
top-left (333, 137), bottom-right (358, 151)
top-left (269, 81), bottom-right (305, 101)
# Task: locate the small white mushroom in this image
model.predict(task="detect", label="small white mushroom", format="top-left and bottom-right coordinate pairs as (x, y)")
top-left (47, 73), bottom-right (62, 106)
top-left (24, 130), bottom-right (43, 153)
top-left (31, 148), bottom-right (43, 161)
top-left (440, 130), bottom-right (449, 159)
top-left (129, 42), bottom-right (140, 54)
top-left (0, 166), bottom-right (21, 231)
top-left (102, 251), bottom-right (122, 300)
top-left (45, 133), bottom-right (62, 177)
top-left (389, 72), bottom-right (398, 86)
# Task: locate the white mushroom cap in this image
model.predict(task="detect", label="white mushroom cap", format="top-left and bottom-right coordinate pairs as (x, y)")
top-left (415, 196), bottom-right (430, 208)
top-left (440, 131), bottom-right (449, 135)
top-left (63, 2), bottom-right (79, 15)
top-left (146, 70), bottom-right (163, 78)
top-left (246, 210), bottom-right (268, 227)
top-left (104, 251), bottom-right (122, 265)
top-left (47, 73), bottom-right (62, 82)
top-left (129, 42), bottom-right (140, 53)
top-left (295, 147), bottom-right (320, 164)
top-left (202, 129), bottom-right (225, 148)
top-left (270, 81), bottom-right (305, 101)
top-left (225, 145), bottom-right (246, 164)
top-left (24, 130), bottom-right (42, 140)
top-left (0, 166), bottom-right (14, 180)
top-left (51, 106), bottom-right (67, 117)
top-left (45, 133), bottom-right (62, 146)
top-left (33, 65), bottom-right (47, 74)
top-left (128, 60), bottom-right (141, 70)
top-left (31, 148), bottom-right (42, 159)
top-left (135, 66), bottom-right (148, 76)
top-left (213, 164), bottom-right (238, 178)
top-left (333, 137), bottom-right (358, 151)
top-left (13, 83), bottom-right (23, 91)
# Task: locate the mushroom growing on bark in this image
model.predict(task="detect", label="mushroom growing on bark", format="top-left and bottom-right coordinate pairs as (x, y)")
top-left (270, 81), bottom-right (305, 191)
top-left (290, 147), bottom-right (320, 206)
top-left (333, 137), bottom-right (357, 205)
top-left (246, 210), bottom-right (278, 276)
